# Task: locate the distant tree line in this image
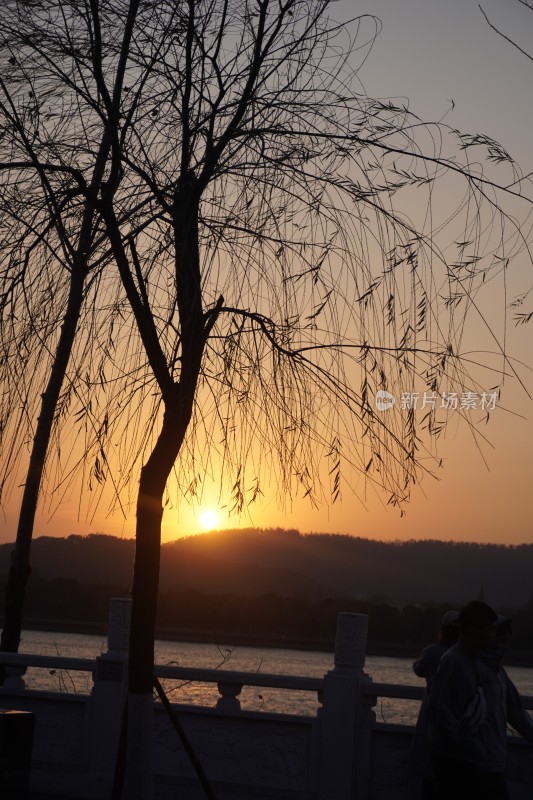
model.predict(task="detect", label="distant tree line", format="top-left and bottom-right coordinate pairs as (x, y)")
top-left (4, 530), bottom-right (533, 608)
top-left (4, 571), bottom-right (533, 662)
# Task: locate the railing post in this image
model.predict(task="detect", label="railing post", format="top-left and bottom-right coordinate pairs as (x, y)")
top-left (89, 597), bottom-right (131, 797)
top-left (318, 612), bottom-right (375, 800)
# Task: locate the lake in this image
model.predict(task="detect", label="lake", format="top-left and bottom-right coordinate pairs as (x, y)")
top-left (17, 629), bottom-right (533, 725)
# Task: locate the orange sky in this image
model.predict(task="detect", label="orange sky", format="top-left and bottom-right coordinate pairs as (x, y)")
top-left (1, 0), bottom-right (532, 547)
top-left (3, 324), bottom-right (530, 546)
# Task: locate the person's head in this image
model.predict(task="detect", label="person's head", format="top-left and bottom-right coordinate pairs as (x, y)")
top-left (439, 610), bottom-right (460, 646)
top-left (482, 615), bottom-right (513, 667)
top-left (495, 616), bottom-right (512, 642)
top-left (459, 601), bottom-right (497, 652)
top-left (493, 615), bottom-right (512, 652)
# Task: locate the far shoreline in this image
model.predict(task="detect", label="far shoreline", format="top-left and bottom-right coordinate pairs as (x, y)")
top-left (13, 617), bottom-right (533, 668)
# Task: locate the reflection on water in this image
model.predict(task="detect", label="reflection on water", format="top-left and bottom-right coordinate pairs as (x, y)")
top-left (17, 630), bottom-right (533, 724)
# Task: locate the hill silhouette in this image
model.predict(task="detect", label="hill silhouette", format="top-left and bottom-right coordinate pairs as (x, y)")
top-left (0, 528), bottom-right (532, 608)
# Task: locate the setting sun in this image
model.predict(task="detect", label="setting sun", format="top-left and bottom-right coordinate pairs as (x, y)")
top-left (199, 509), bottom-right (219, 530)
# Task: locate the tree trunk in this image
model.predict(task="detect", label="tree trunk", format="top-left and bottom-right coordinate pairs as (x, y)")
top-left (0, 0), bottom-right (141, 661)
top-left (121, 181), bottom-right (206, 798)
top-left (122, 403), bottom-right (189, 800)
top-left (0, 268), bottom-right (85, 656)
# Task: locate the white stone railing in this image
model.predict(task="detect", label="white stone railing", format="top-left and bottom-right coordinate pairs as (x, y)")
top-left (359, 682), bottom-right (533, 800)
top-left (155, 663), bottom-right (324, 712)
top-left (0, 603), bottom-right (532, 800)
top-left (0, 651), bottom-right (96, 690)
top-left (0, 651), bottom-right (324, 714)
top-left (0, 605), bottom-right (373, 799)
top-left (361, 681), bottom-right (533, 712)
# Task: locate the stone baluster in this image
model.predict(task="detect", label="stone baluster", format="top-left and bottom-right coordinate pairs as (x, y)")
top-left (3, 663), bottom-right (27, 691)
top-left (216, 681), bottom-right (243, 712)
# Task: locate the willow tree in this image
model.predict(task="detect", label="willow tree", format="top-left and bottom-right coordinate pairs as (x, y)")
top-left (0, 1), bottom-right (531, 798)
top-left (102, 1), bottom-right (532, 794)
top-left (0, 0), bottom-right (147, 661)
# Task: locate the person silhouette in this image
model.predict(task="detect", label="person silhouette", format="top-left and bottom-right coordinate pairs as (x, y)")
top-left (426, 600), bottom-right (533, 800)
top-left (413, 610), bottom-right (460, 690)
top-left (409, 610), bottom-right (460, 797)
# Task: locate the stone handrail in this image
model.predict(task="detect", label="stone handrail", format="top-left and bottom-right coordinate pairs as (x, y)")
top-left (2, 651), bottom-right (531, 712)
top-left (155, 663), bottom-right (323, 692)
top-left (0, 651), bottom-right (96, 672)
top-left (155, 664), bottom-right (324, 711)
top-left (0, 648), bottom-right (324, 709)
top-left (361, 680), bottom-right (533, 710)
top-left (0, 650), bottom-right (323, 689)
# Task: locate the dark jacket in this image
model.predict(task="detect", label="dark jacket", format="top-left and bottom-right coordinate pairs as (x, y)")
top-left (426, 642), bottom-right (533, 772)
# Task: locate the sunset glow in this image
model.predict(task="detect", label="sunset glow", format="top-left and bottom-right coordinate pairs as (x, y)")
top-left (1, 1), bottom-right (532, 550)
top-left (199, 510), bottom-right (219, 531)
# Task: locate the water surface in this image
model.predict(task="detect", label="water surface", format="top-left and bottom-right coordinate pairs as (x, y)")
top-left (17, 630), bottom-right (533, 724)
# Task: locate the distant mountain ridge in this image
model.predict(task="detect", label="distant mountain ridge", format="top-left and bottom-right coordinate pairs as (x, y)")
top-left (0, 529), bottom-right (532, 608)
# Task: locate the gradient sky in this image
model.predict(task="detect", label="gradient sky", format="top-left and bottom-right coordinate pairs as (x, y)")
top-left (2, 0), bottom-right (532, 546)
